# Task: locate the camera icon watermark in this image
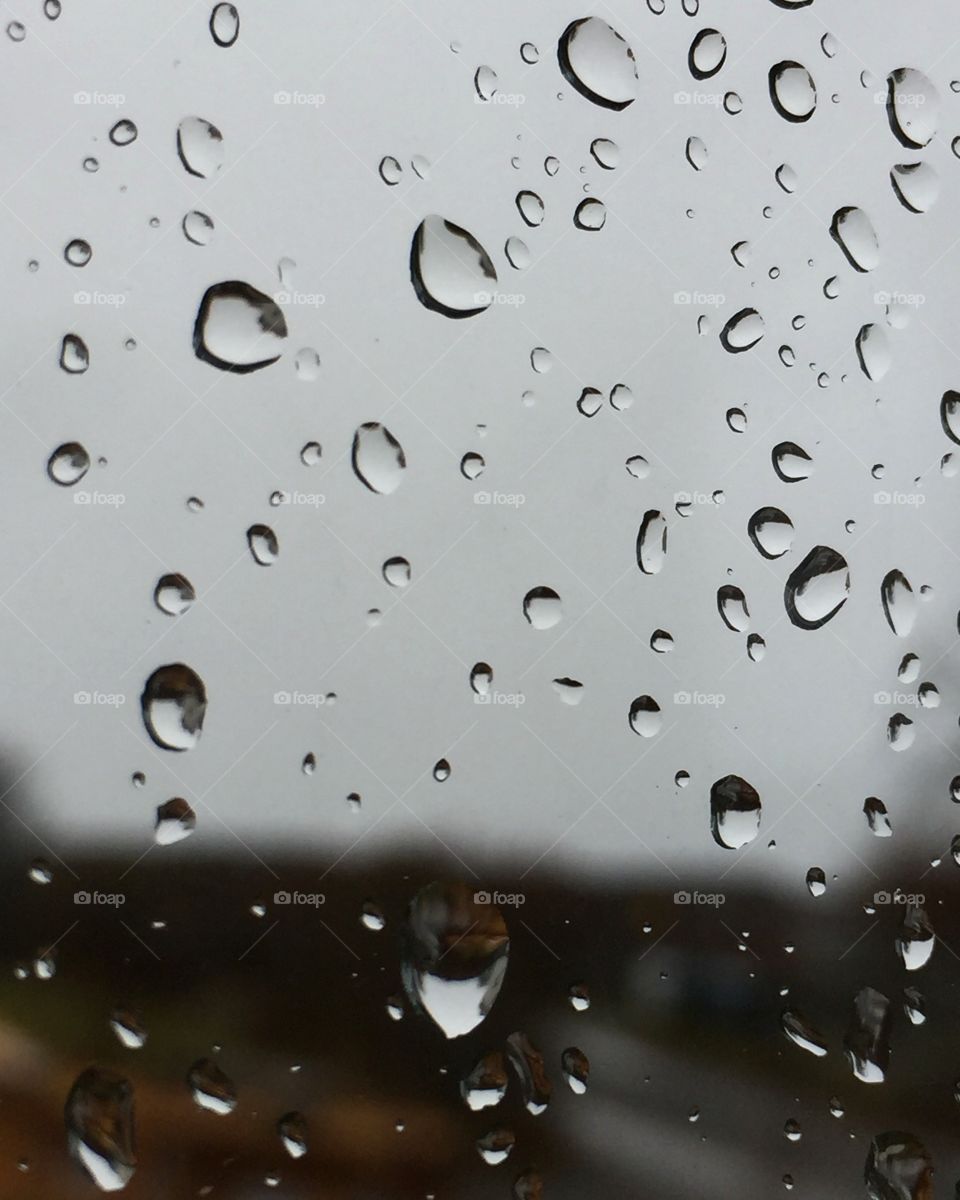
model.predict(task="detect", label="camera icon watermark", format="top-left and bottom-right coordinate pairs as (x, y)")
top-left (674, 890), bottom-right (725, 906)
top-left (473, 890), bottom-right (525, 907)
top-left (74, 890), bottom-right (125, 906)
top-left (273, 890), bottom-right (325, 906)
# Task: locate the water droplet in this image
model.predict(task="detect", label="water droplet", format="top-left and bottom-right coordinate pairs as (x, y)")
top-left (247, 524), bottom-right (279, 565)
top-left (717, 585), bottom-right (750, 632)
top-left (505, 236), bottom-right (530, 269)
top-left (636, 510), bottom-right (668, 575)
top-left (176, 116), bottom-right (224, 178)
top-left (433, 758), bottom-right (450, 781)
top-left (410, 216), bottom-right (496, 318)
top-left (886, 69), bottom-right (939, 148)
top-left (64, 238), bottom-right (92, 267)
top-left (110, 1009), bottom-right (147, 1050)
top-left (154, 573), bottom-right (195, 616)
top-left (209, 3), bottom-right (239, 47)
top-left (523, 586), bottom-right (562, 630)
top-left (477, 1127), bottom-right (515, 1165)
top-left (461, 1051), bottom-right (508, 1110)
top-left (558, 18), bottom-right (638, 110)
top-left (352, 422), bottom-right (407, 494)
top-left (685, 136), bottom-right (708, 170)
top-left (577, 386), bottom-right (603, 417)
top-left (856, 324), bottom-right (891, 381)
top-left (881, 570), bottom-right (916, 637)
top-left (723, 91), bottom-right (743, 114)
top-left (516, 190), bottom-right (545, 227)
top-left (361, 901), bottom-right (386, 932)
top-left (474, 65), bottom-right (499, 101)
top-left (141, 663), bottom-right (207, 752)
top-left (568, 982), bottom-right (590, 1011)
top-left (844, 987), bottom-right (891, 1083)
top-left (277, 1111), bottom-right (307, 1158)
top-left (187, 1058), bottom-right (237, 1114)
top-left (890, 162), bottom-right (940, 213)
top-left (626, 455), bottom-right (650, 479)
top-left (378, 155), bottom-right (402, 185)
top-left (401, 882), bottom-right (509, 1038)
top-left (748, 507), bottom-right (794, 559)
top-left (904, 987), bottom-right (926, 1025)
top-left (514, 1168), bottom-right (544, 1200)
top-left (574, 197), bottom-right (606, 230)
top-left (48, 442), bottom-right (90, 486)
top-left (182, 210), bottom-right (215, 245)
top-left (689, 28), bottom-right (726, 79)
top-left (864, 796), bottom-right (892, 837)
top-left (711, 774), bottom-right (761, 849)
top-left (628, 696), bottom-right (661, 738)
top-left (155, 797), bottom-right (196, 845)
top-left (805, 867), bottom-right (826, 897)
top-left (769, 61), bottom-right (817, 121)
top-left (781, 1008), bottom-right (828, 1056)
top-left (830, 206), bottom-right (879, 272)
top-left (865, 1131), bottom-right (931, 1200)
top-left (590, 137), bottom-right (620, 169)
top-left (6, 21), bottom-right (25, 41)
top-left (772, 441), bottom-right (813, 482)
top-left (507, 1032), bottom-right (552, 1115)
top-left (561, 1047), bottom-right (590, 1094)
top-left (784, 546), bottom-right (850, 629)
top-left (470, 663), bottom-right (493, 696)
top-left (897, 904), bottom-right (934, 971)
top-left (747, 633), bottom-right (766, 662)
top-left (193, 281), bottom-right (287, 372)
top-left (60, 333), bottom-right (89, 374)
top-left (720, 308), bottom-right (764, 352)
top-left (66, 1067), bottom-right (136, 1191)
top-left (382, 556), bottom-right (411, 588)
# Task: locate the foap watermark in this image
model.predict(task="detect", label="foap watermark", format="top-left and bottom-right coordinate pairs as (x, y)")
top-left (875, 89), bottom-right (926, 107)
top-left (274, 290), bottom-right (325, 307)
top-left (474, 490), bottom-right (525, 507)
top-left (274, 690), bottom-right (327, 708)
top-left (475, 92), bottom-right (525, 107)
top-left (674, 490), bottom-right (723, 507)
top-left (274, 890), bottom-right (325, 906)
top-left (873, 690), bottom-right (920, 707)
top-left (74, 90), bottom-right (125, 107)
top-left (74, 491), bottom-right (126, 508)
top-left (474, 290), bottom-right (525, 307)
top-left (474, 691), bottom-right (525, 707)
top-left (74, 690), bottom-right (125, 707)
top-left (674, 890), bottom-right (726, 907)
top-left (674, 290), bottom-right (725, 307)
top-left (874, 290), bottom-right (925, 308)
top-left (74, 290), bottom-right (125, 307)
top-left (271, 491), bottom-right (326, 508)
top-left (874, 491), bottom-right (925, 506)
top-left (274, 90), bottom-right (325, 107)
top-left (674, 691), bottom-right (725, 707)
top-left (674, 90), bottom-right (724, 107)
top-left (74, 890), bottom-right (125, 907)
top-left (873, 890), bottom-right (925, 906)
top-left (474, 890), bottom-right (525, 907)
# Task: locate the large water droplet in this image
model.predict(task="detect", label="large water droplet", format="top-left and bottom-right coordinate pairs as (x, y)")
top-left (48, 442), bottom-right (90, 486)
top-left (781, 1008), bottom-right (828, 1056)
top-left (410, 216), bottom-right (497, 318)
top-left (209, 3), bottom-right (239, 47)
top-left (193, 281), bottom-right (287, 372)
top-left (710, 774), bottom-right (761, 849)
top-left (523, 586), bottom-right (562, 629)
top-left (557, 17), bottom-right (638, 110)
top-left (864, 1132), bottom-right (932, 1200)
top-left (897, 904), bottom-right (934, 971)
top-left (844, 987), bottom-right (891, 1084)
top-left (886, 69), bottom-right (939, 148)
top-left (830, 207), bottom-right (879, 272)
top-left (247, 523), bottom-right (279, 565)
top-left (856, 324), bottom-right (891, 381)
top-left (176, 116), bottom-right (224, 178)
top-left (628, 696), bottom-right (662, 738)
top-left (351, 422), bottom-right (407, 494)
top-left (772, 441), bottom-right (813, 482)
top-left (769, 61), bottom-right (817, 121)
top-left (636, 510), bottom-right (667, 575)
top-left (688, 28), bottom-right (726, 79)
top-left (141, 663), bottom-right (207, 752)
top-left (65, 1068), bottom-right (136, 1191)
top-left (720, 308), bottom-right (764, 352)
top-left (890, 162), bottom-right (939, 213)
top-left (401, 882), bottom-right (509, 1039)
top-left (864, 796), bottom-right (892, 837)
top-left (881, 570), bottom-right (916, 637)
top-left (154, 797), bottom-right (196, 845)
top-left (59, 334), bottom-right (89, 374)
top-left (461, 1051), bottom-right (508, 1110)
top-left (187, 1058), bottom-right (237, 1114)
top-left (717, 585), bottom-right (750, 632)
top-left (154, 573), bottom-right (195, 616)
top-left (748, 507), bottom-right (794, 559)
top-left (506, 1032), bottom-right (552, 1115)
top-left (784, 546), bottom-right (850, 629)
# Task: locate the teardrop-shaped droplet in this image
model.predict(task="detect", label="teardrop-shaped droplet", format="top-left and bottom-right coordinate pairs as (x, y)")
top-left (781, 1008), bottom-right (828, 1057)
top-left (523, 586), bottom-right (562, 630)
top-left (805, 867), bottom-right (826, 897)
top-left (552, 677), bottom-right (584, 705)
top-left (187, 1058), bottom-right (237, 1114)
top-left (830, 206), bottom-right (879, 272)
top-left (470, 662), bottom-right (493, 696)
top-left (590, 138), bottom-right (620, 169)
top-left (784, 546), bottom-right (849, 630)
top-left (277, 1111), bottom-right (307, 1158)
top-left (209, 3), bottom-right (239, 47)
top-left (474, 65), bottom-right (498, 101)
top-left (772, 441), bottom-right (813, 482)
top-left (66, 1068), bottom-right (137, 1192)
top-left (688, 28), bottom-right (726, 79)
top-left (154, 797), bottom-right (196, 845)
top-left (351, 422), bottom-right (407, 494)
top-left (193, 281), bottom-right (287, 372)
top-left (844, 987), bottom-right (891, 1084)
top-left (636, 510), bottom-right (667, 575)
top-left (748, 507), bottom-right (794, 559)
top-left (864, 1132), bottom-right (931, 1200)
top-left (769, 60), bottom-right (817, 121)
top-left (154, 573), bottom-right (195, 616)
top-left (410, 215), bottom-right (497, 318)
top-left (182, 210), bottom-right (215, 245)
top-left (461, 1050), bottom-right (508, 1110)
top-left (506, 1032), bottom-right (552, 1115)
top-left (176, 116), bottom-right (224, 178)
top-left (60, 333), bottom-right (89, 374)
top-left (720, 308), bottom-right (764, 352)
top-left (856, 324), bottom-right (891, 381)
top-left (710, 774), bottom-right (761, 849)
top-left (109, 1009), bottom-right (147, 1050)
top-left (685, 136), bottom-right (708, 170)
top-left (516, 191), bottom-right (545, 227)
top-left (247, 523), bottom-right (278, 565)
top-left (141, 663), bottom-right (207, 752)
top-left (890, 162), bottom-right (940, 213)
top-left (886, 68), bottom-right (939, 148)
top-left (896, 904), bottom-right (934, 972)
top-left (401, 881), bottom-right (509, 1039)
top-left (477, 1127), bottom-right (515, 1165)
top-left (557, 17), bottom-right (639, 111)
top-left (717, 584), bottom-right (750, 632)
top-left (881, 569), bottom-right (916, 637)
top-left (864, 796), bottom-right (893, 837)
top-left (574, 197), bottom-right (606, 230)
top-left (561, 1046), bottom-right (590, 1094)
